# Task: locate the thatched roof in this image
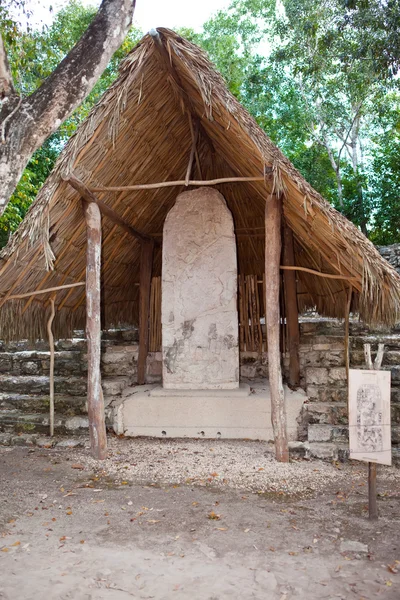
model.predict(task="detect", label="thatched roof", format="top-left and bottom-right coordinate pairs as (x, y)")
top-left (1, 27), bottom-right (399, 340)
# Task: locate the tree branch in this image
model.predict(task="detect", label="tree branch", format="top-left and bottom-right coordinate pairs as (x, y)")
top-left (23, 0), bottom-right (136, 154)
top-left (0, 35), bottom-right (15, 98)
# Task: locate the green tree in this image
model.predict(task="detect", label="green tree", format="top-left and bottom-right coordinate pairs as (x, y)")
top-left (0, 1), bottom-right (141, 247)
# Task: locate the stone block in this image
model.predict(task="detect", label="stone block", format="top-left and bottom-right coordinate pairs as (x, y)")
top-left (162, 188), bottom-right (239, 390)
top-left (328, 367), bottom-right (347, 383)
top-left (0, 357), bottom-right (12, 372)
top-left (21, 361), bottom-right (40, 375)
top-left (65, 416), bottom-right (89, 431)
top-left (240, 363), bottom-right (258, 378)
top-left (306, 367), bottom-right (328, 385)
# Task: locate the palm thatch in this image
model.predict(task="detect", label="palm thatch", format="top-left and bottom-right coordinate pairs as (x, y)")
top-left (0, 27), bottom-right (399, 341)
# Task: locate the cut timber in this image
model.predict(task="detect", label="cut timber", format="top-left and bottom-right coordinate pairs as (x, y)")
top-left (283, 225), bottom-right (300, 388)
top-left (65, 174), bottom-right (156, 245)
top-left (137, 239), bottom-right (154, 385)
top-left (83, 200), bottom-right (107, 460)
top-left (265, 193), bottom-right (289, 462)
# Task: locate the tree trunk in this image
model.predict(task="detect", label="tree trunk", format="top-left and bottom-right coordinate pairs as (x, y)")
top-left (265, 193), bottom-right (289, 462)
top-left (84, 201), bottom-right (107, 460)
top-left (283, 224), bottom-right (300, 388)
top-left (0, 0), bottom-right (136, 215)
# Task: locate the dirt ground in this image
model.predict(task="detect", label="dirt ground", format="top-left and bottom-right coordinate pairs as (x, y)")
top-left (0, 438), bottom-right (399, 600)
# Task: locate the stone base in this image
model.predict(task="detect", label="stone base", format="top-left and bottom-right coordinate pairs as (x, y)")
top-left (113, 380), bottom-right (306, 441)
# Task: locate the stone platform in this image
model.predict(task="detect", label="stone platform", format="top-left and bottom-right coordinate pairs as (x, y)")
top-left (113, 380), bottom-right (306, 441)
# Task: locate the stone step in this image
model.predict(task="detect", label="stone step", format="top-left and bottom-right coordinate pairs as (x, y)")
top-left (308, 423), bottom-right (400, 445)
top-left (0, 392), bottom-right (87, 414)
top-left (308, 423), bottom-right (349, 443)
top-left (0, 409), bottom-right (90, 435)
top-left (0, 375), bottom-right (87, 395)
top-left (0, 432), bottom-right (88, 448)
top-left (304, 401), bottom-right (400, 426)
top-left (303, 402), bottom-right (348, 426)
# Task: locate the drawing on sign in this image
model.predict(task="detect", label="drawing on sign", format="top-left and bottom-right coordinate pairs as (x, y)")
top-left (356, 383), bottom-right (383, 452)
top-left (349, 369), bottom-right (391, 466)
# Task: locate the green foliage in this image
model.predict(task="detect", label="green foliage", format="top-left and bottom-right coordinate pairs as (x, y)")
top-left (0, 1), bottom-right (142, 247)
top-left (0, 140), bottom-right (58, 247)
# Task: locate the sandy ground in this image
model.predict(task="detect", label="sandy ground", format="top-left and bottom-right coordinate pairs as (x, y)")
top-left (0, 438), bottom-right (400, 600)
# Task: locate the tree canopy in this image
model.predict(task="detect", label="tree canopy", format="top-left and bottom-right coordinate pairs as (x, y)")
top-left (1, 0), bottom-right (399, 247)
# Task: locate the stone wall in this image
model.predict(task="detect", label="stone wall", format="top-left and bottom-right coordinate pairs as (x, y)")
top-left (1, 320), bottom-right (400, 448)
top-left (378, 244), bottom-right (400, 275)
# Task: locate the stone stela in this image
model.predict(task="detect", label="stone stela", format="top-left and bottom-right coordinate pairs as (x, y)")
top-left (162, 187), bottom-right (239, 390)
top-left (115, 187), bottom-right (306, 440)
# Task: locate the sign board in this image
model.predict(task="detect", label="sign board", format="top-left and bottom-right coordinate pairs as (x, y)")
top-left (348, 369), bottom-right (391, 466)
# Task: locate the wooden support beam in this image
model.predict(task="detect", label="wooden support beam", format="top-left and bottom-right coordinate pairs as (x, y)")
top-left (89, 176), bottom-right (265, 193)
top-left (280, 265), bottom-right (358, 281)
top-left (64, 174), bottom-right (157, 245)
top-left (344, 285), bottom-right (352, 380)
top-left (265, 193), bottom-right (289, 463)
top-left (83, 200), bottom-right (107, 460)
top-left (137, 239), bottom-right (154, 385)
top-left (185, 119), bottom-right (200, 185)
top-left (283, 225), bottom-right (300, 388)
top-left (47, 296), bottom-right (56, 437)
top-left (4, 281), bottom-right (85, 302)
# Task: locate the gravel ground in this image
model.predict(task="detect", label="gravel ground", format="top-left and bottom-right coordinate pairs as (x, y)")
top-left (0, 438), bottom-right (399, 600)
top-left (83, 437), bottom-right (400, 496)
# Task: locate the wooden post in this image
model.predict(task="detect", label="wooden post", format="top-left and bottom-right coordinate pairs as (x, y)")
top-left (265, 193), bottom-right (289, 462)
top-left (137, 239), bottom-right (154, 385)
top-left (368, 462), bottom-right (378, 520)
top-left (282, 224), bottom-right (300, 388)
top-left (83, 200), bottom-right (107, 460)
top-left (46, 295), bottom-right (56, 437)
top-left (363, 341), bottom-right (385, 520)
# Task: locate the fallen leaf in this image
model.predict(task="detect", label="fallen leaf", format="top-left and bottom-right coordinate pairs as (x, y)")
top-left (1, 548), bottom-right (9, 552)
top-left (207, 511), bottom-right (221, 520)
top-left (288, 551), bottom-right (298, 556)
top-left (80, 540), bottom-right (85, 544)
top-left (210, 472), bottom-right (219, 477)
top-left (269, 547), bottom-right (276, 552)
top-left (217, 527), bottom-right (227, 531)
top-left (244, 528), bottom-right (250, 533)
top-left (147, 519), bottom-right (160, 524)
top-left (192, 502), bottom-right (199, 507)
top-left (66, 510), bottom-right (72, 516)
top-left (388, 564), bottom-right (399, 574)
top-left (386, 580), bottom-right (393, 587)
top-left (71, 464), bottom-right (85, 470)
top-left (11, 541), bottom-right (20, 547)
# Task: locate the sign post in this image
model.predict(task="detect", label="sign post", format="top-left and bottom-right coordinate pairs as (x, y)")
top-left (348, 345), bottom-right (391, 520)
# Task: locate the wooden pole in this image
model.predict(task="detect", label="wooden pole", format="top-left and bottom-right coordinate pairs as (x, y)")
top-left (362, 341), bottom-right (385, 520)
top-left (137, 239), bottom-right (154, 385)
top-left (83, 200), bottom-right (107, 460)
top-left (65, 174), bottom-right (156, 245)
top-left (344, 285), bottom-right (352, 381)
top-left (265, 193), bottom-right (289, 462)
top-left (46, 295), bottom-right (56, 437)
top-left (88, 176), bottom-right (266, 192)
top-left (282, 224), bottom-right (300, 388)
top-left (368, 462), bottom-right (378, 520)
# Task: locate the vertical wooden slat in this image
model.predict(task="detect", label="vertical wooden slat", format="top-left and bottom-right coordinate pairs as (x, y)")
top-left (84, 200), bottom-right (107, 460)
top-left (265, 193), bottom-right (289, 463)
top-left (137, 239), bottom-right (154, 384)
top-left (283, 224), bottom-right (300, 388)
top-left (47, 296), bottom-right (56, 437)
top-left (238, 275), bottom-right (244, 352)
